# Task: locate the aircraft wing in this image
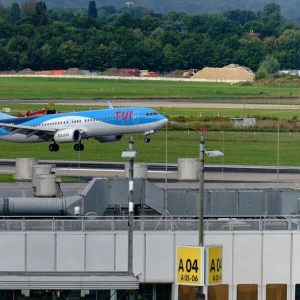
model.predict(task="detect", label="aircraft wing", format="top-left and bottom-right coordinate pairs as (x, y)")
top-left (0, 123), bottom-right (56, 140)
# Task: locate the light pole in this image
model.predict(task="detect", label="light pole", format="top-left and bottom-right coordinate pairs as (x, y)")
top-left (122, 136), bottom-right (137, 275)
top-left (199, 132), bottom-right (205, 248)
top-left (197, 131), bottom-right (223, 300)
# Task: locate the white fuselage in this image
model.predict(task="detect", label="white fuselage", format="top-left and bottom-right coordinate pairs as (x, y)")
top-left (0, 107), bottom-right (168, 143)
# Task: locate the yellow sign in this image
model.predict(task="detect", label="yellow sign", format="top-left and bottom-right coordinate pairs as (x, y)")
top-left (176, 246), bottom-right (204, 286)
top-left (207, 245), bottom-right (223, 285)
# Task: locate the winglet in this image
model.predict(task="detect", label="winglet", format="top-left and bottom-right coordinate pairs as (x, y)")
top-left (107, 101), bottom-right (114, 109)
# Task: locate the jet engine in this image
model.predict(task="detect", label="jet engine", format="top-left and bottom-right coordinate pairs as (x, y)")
top-left (95, 135), bottom-right (123, 143)
top-left (54, 129), bottom-right (81, 143)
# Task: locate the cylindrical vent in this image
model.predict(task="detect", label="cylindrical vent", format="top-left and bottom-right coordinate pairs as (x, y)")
top-left (74, 206), bottom-right (80, 215)
top-left (36, 174), bottom-right (57, 197)
top-left (32, 164), bottom-right (55, 188)
top-left (6, 197), bottom-right (64, 215)
top-left (0, 198), bottom-right (4, 215)
top-left (15, 158), bottom-right (39, 182)
top-left (125, 163), bottom-right (147, 179)
top-left (178, 158), bottom-right (200, 181)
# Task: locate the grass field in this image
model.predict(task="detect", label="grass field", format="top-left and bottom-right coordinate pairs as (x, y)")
top-left (0, 77), bottom-right (300, 100)
top-left (0, 130), bottom-right (299, 167)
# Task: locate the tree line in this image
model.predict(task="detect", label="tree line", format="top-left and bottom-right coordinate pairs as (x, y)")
top-left (0, 0), bottom-right (299, 76)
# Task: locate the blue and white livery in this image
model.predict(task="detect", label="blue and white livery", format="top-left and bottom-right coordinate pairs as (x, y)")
top-left (0, 102), bottom-right (168, 152)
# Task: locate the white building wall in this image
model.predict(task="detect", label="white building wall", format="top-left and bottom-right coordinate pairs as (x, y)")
top-left (146, 233), bottom-right (174, 282)
top-left (56, 233), bottom-right (85, 271)
top-left (85, 233), bottom-right (115, 271)
top-left (27, 233), bottom-right (55, 271)
top-left (0, 233), bottom-right (25, 271)
top-left (0, 230), bottom-right (299, 299)
top-left (263, 232), bottom-right (291, 284)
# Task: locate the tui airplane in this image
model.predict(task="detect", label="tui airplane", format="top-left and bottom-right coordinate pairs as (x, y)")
top-left (0, 102), bottom-right (168, 152)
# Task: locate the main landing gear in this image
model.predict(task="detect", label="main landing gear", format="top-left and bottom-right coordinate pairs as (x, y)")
top-left (48, 142), bottom-right (84, 152)
top-left (144, 136), bottom-right (150, 143)
top-left (49, 143), bottom-right (59, 152)
top-left (73, 142), bottom-right (84, 151)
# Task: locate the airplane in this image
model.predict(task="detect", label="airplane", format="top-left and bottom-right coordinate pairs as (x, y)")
top-left (0, 102), bottom-right (168, 152)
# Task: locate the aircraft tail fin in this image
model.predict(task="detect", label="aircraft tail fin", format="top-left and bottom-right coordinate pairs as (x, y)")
top-left (0, 112), bottom-right (15, 120)
top-left (107, 101), bottom-right (114, 109)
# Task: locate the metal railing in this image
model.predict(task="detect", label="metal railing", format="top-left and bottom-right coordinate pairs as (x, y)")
top-left (0, 216), bottom-right (298, 232)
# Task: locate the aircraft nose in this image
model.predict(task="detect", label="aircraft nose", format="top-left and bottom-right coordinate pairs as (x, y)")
top-left (159, 116), bottom-right (168, 126)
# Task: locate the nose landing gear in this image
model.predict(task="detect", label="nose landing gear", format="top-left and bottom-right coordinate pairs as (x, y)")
top-left (144, 129), bottom-right (155, 143)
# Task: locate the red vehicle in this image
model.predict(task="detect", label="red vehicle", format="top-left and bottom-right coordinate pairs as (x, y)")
top-left (25, 108), bottom-right (58, 117)
top-left (121, 68), bottom-right (140, 76)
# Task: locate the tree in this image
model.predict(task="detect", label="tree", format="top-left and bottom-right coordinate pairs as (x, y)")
top-left (88, 1), bottom-right (97, 19)
top-left (35, 1), bottom-right (47, 16)
top-left (224, 9), bottom-right (258, 26)
top-left (175, 36), bottom-right (200, 69)
top-left (100, 5), bottom-right (116, 16)
top-left (21, 9), bottom-right (41, 26)
top-left (57, 40), bottom-right (82, 68)
top-left (260, 3), bottom-right (281, 24)
top-left (158, 30), bottom-right (181, 47)
top-left (11, 3), bottom-right (21, 21)
top-left (140, 15), bottom-right (160, 35)
top-left (204, 14), bottom-right (242, 40)
top-left (162, 11), bottom-right (187, 32)
top-left (0, 3), bottom-right (6, 17)
top-left (137, 38), bottom-right (163, 70)
top-left (94, 44), bottom-right (110, 71)
top-left (234, 37), bottom-right (267, 71)
top-left (243, 20), bottom-right (264, 33)
top-left (0, 18), bottom-right (13, 39)
top-left (7, 36), bottom-right (29, 52)
top-left (276, 29), bottom-right (300, 68)
top-left (183, 15), bottom-right (204, 33)
top-left (255, 65), bottom-right (268, 79)
top-left (162, 44), bottom-right (180, 71)
top-left (20, 0), bottom-right (36, 17)
top-left (105, 41), bottom-right (126, 68)
top-left (256, 55), bottom-right (280, 78)
top-left (112, 13), bottom-right (136, 28)
top-left (35, 0), bottom-right (47, 25)
top-left (0, 47), bottom-right (12, 70)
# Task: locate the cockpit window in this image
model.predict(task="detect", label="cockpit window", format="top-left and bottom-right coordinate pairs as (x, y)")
top-left (146, 112), bottom-right (158, 116)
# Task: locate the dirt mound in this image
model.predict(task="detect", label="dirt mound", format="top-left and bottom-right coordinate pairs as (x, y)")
top-left (193, 64), bottom-right (255, 82)
top-left (64, 68), bottom-right (84, 75)
top-left (18, 68), bottom-right (34, 74)
top-left (165, 70), bottom-right (188, 78)
top-left (102, 68), bottom-right (131, 76)
top-left (0, 70), bottom-right (17, 74)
